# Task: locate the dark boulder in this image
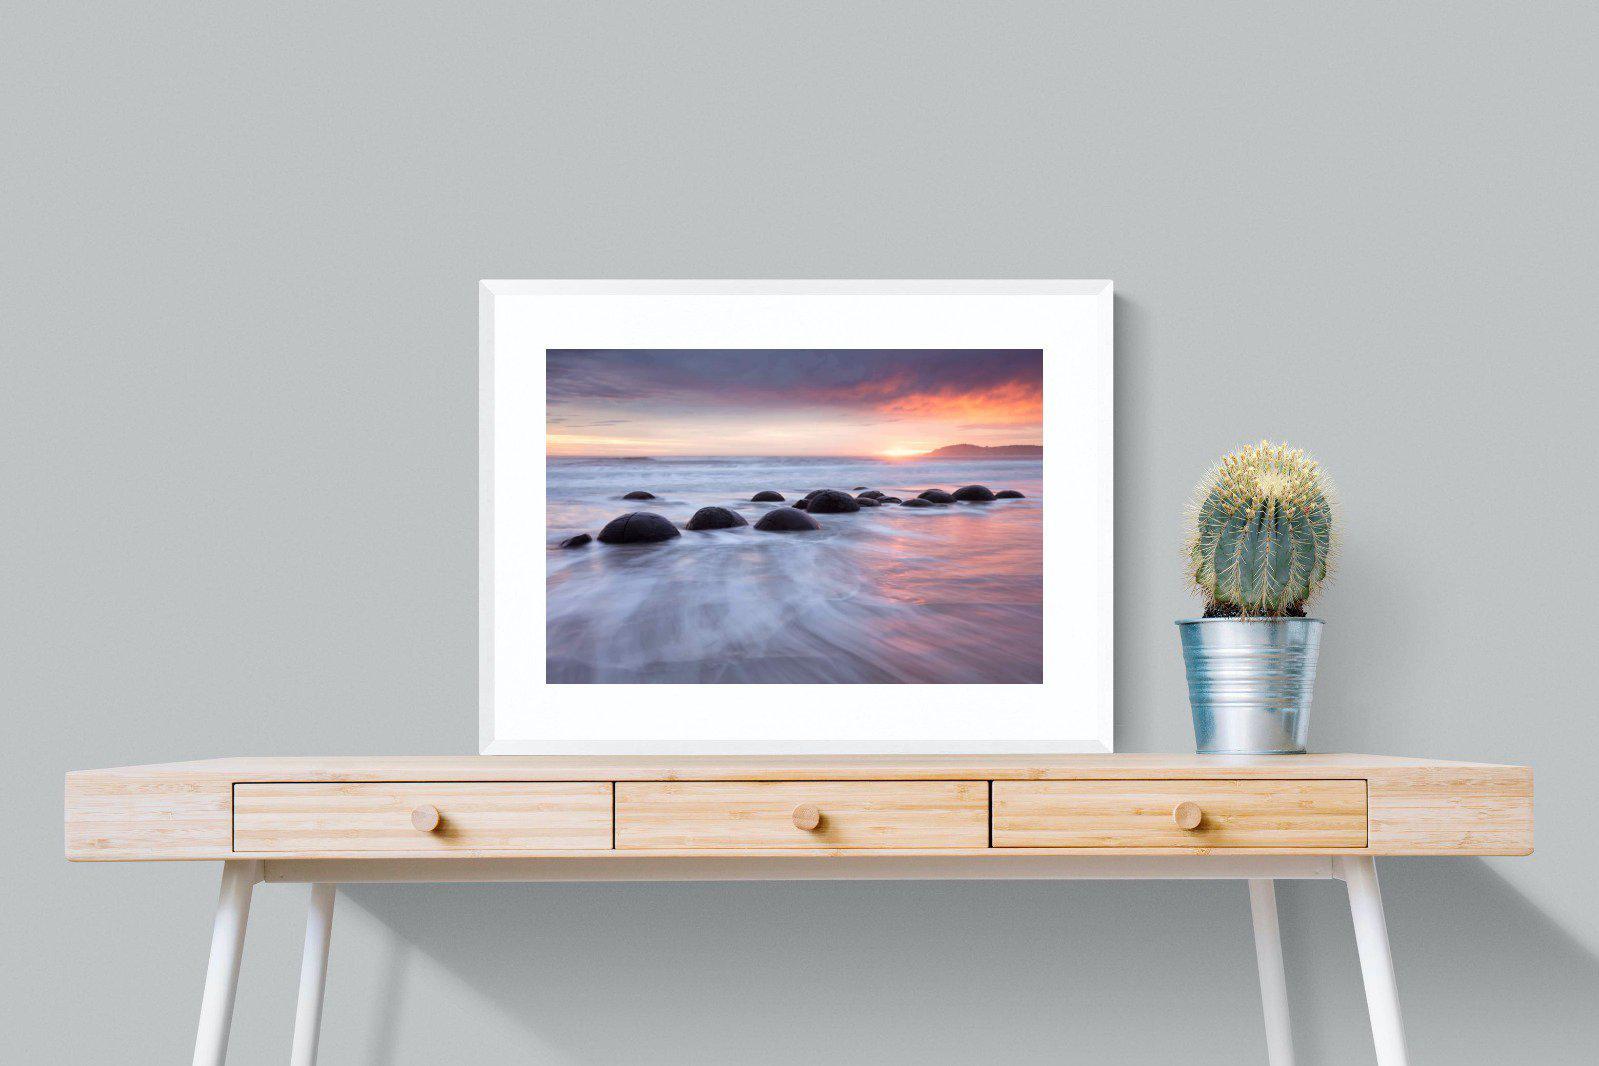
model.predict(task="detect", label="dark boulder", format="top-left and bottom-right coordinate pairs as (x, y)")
top-left (806, 489), bottom-right (860, 514)
top-left (900, 498), bottom-right (934, 508)
top-left (622, 490), bottom-right (656, 500)
top-left (558, 533), bottom-right (592, 548)
top-left (754, 506), bottom-right (821, 532)
top-left (751, 490), bottom-right (785, 502)
top-left (596, 512), bottom-right (680, 544)
top-left (793, 498), bottom-right (810, 510)
top-left (854, 495), bottom-right (881, 507)
top-left (952, 484), bottom-right (997, 502)
top-left (857, 490), bottom-right (884, 499)
top-left (995, 489), bottom-right (1026, 499)
top-left (878, 496), bottom-right (903, 504)
top-left (917, 489), bottom-right (954, 503)
top-left (852, 486), bottom-right (867, 491)
top-left (685, 506), bottom-right (748, 531)
top-left (802, 489), bottom-right (828, 500)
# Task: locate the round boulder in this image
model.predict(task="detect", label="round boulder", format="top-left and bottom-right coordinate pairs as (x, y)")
top-left (857, 489), bottom-right (884, 499)
top-left (754, 506), bottom-right (821, 532)
top-left (917, 489), bottom-right (955, 503)
top-left (995, 489), bottom-right (1026, 499)
top-left (852, 486), bottom-right (867, 491)
top-left (751, 490), bottom-right (785, 502)
top-left (558, 533), bottom-right (592, 549)
top-left (685, 506), bottom-right (748, 531)
top-left (806, 489), bottom-right (860, 514)
top-left (854, 495), bottom-right (881, 507)
top-left (622, 490), bottom-right (656, 500)
top-left (793, 498), bottom-right (810, 510)
top-left (900, 498), bottom-right (934, 508)
top-left (596, 512), bottom-right (680, 544)
top-left (952, 484), bottom-right (997, 502)
top-left (878, 496), bottom-right (903, 505)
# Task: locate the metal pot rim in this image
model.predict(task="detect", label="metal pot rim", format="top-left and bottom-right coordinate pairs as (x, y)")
top-left (1174, 617), bottom-right (1324, 626)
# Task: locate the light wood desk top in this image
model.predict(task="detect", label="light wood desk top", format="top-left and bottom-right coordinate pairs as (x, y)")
top-left (65, 753), bottom-right (1532, 862)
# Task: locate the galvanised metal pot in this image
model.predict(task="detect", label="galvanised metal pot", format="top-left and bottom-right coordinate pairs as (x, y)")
top-left (1176, 617), bottom-right (1323, 754)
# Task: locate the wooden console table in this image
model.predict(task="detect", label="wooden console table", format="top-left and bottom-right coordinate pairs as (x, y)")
top-left (65, 754), bottom-right (1532, 1066)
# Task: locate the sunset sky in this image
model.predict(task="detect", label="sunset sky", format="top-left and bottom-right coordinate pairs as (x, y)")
top-left (547, 349), bottom-right (1042, 457)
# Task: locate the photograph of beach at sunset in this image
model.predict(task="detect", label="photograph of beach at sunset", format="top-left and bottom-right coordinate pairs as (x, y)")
top-left (545, 348), bottom-right (1043, 685)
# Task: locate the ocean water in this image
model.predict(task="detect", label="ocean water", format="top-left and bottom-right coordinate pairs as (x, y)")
top-left (546, 456), bottom-right (1042, 684)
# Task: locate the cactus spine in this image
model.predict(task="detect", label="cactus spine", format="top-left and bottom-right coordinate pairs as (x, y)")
top-left (1187, 441), bottom-right (1335, 617)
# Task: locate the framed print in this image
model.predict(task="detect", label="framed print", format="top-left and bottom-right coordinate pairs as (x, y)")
top-left (480, 280), bottom-right (1112, 754)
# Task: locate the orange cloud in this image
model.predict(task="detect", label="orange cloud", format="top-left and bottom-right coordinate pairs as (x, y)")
top-left (796, 373), bottom-right (1042, 427)
top-left (877, 380), bottom-right (1042, 425)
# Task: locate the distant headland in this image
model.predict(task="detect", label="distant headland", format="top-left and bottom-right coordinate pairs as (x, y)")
top-left (921, 443), bottom-right (1042, 458)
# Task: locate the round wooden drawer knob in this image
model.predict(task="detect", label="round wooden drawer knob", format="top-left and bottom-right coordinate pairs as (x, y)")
top-left (792, 803), bottom-right (822, 831)
top-left (1172, 801), bottom-right (1203, 831)
top-left (411, 805), bottom-right (441, 833)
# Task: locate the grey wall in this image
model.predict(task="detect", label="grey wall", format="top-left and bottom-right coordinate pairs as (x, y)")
top-left (6, 2), bottom-right (1596, 1062)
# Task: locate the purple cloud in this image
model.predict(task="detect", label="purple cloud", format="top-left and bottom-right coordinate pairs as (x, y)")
top-left (547, 349), bottom-right (1041, 413)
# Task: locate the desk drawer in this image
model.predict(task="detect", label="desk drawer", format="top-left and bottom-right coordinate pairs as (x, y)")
top-left (616, 781), bottom-right (989, 850)
top-left (233, 783), bottom-right (613, 853)
top-left (992, 780), bottom-right (1367, 849)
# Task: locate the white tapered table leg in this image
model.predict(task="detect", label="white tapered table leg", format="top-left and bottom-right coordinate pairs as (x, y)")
top-left (1339, 857), bottom-right (1409, 1066)
top-left (1249, 879), bottom-right (1295, 1066)
top-left (193, 860), bottom-right (260, 1066)
top-left (290, 883), bottom-right (337, 1066)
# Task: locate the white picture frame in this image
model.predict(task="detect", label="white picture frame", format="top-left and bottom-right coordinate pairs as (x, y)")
top-left (480, 279), bottom-right (1113, 755)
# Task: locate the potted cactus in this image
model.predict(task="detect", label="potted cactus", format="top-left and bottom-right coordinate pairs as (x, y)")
top-left (1178, 441), bottom-right (1337, 753)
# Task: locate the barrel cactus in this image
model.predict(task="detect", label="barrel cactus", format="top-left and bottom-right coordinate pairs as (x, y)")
top-left (1186, 441), bottom-right (1336, 617)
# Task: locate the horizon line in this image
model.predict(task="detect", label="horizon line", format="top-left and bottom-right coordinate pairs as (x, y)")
top-left (548, 446), bottom-right (1044, 460)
